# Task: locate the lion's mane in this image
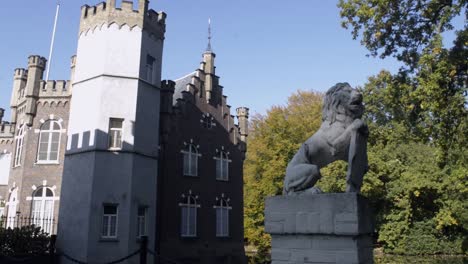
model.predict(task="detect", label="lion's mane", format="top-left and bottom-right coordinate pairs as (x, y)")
top-left (322, 82), bottom-right (357, 124)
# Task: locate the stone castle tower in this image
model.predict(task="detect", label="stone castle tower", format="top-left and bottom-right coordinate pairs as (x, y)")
top-left (57, 0), bottom-right (166, 262)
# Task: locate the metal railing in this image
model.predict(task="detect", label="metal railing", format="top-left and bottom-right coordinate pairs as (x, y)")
top-left (0, 215), bottom-right (57, 235)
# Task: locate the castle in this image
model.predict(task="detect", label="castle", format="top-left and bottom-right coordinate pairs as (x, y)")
top-left (0, 1), bottom-right (248, 263)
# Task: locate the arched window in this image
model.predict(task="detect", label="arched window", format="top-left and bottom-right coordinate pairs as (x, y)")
top-left (37, 120), bottom-right (61, 163)
top-left (181, 142), bottom-right (200, 176)
top-left (31, 187), bottom-right (55, 234)
top-left (6, 188), bottom-right (18, 228)
top-left (179, 191), bottom-right (200, 237)
top-left (214, 195), bottom-right (231, 237)
top-left (14, 125), bottom-right (25, 167)
top-left (214, 148), bottom-right (231, 181)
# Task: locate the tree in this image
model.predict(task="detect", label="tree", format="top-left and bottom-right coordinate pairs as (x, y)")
top-left (338, 0), bottom-right (467, 67)
top-left (339, 0), bottom-right (467, 166)
top-left (244, 90), bottom-right (323, 258)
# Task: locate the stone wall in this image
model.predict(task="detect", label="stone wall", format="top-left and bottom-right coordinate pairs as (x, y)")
top-left (265, 193), bottom-right (374, 264)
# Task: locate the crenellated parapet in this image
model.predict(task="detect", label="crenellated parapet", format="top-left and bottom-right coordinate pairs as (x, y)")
top-left (0, 108), bottom-right (13, 138)
top-left (0, 122), bottom-right (14, 139)
top-left (6, 55), bottom-right (73, 128)
top-left (79, 0), bottom-right (166, 39)
top-left (39, 80), bottom-right (72, 97)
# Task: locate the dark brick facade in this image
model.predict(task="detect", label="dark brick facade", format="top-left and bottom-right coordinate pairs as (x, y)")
top-left (157, 51), bottom-right (248, 263)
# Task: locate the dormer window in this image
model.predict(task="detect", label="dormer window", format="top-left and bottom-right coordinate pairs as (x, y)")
top-left (200, 113), bottom-right (216, 129)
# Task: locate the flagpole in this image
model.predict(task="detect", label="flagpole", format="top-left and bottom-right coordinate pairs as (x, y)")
top-left (45, 1), bottom-right (60, 82)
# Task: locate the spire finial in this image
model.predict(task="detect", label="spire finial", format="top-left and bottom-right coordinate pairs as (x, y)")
top-left (207, 18), bottom-right (212, 52)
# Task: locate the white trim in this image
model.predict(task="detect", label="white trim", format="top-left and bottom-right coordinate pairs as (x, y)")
top-left (108, 118), bottom-right (124, 150)
top-left (26, 196), bottom-right (59, 201)
top-left (101, 204), bottom-right (119, 239)
top-left (14, 125), bottom-right (25, 167)
top-left (36, 120), bottom-right (62, 163)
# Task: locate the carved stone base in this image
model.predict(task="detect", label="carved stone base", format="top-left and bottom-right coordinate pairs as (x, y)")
top-left (265, 193), bottom-right (374, 264)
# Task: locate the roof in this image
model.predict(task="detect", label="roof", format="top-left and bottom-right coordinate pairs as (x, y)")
top-left (173, 72), bottom-right (196, 105)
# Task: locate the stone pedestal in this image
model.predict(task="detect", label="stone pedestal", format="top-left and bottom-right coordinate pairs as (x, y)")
top-left (265, 193), bottom-right (374, 264)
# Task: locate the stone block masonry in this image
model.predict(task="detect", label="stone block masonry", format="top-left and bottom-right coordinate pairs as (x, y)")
top-left (265, 193), bottom-right (374, 264)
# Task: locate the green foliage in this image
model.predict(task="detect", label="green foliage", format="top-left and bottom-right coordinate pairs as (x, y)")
top-left (375, 254), bottom-right (467, 264)
top-left (338, 0), bottom-right (467, 67)
top-left (244, 2), bottom-right (467, 256)
top-left (243, 90), bottom-right (323, 259)
top-left (0, 226), bottom-right (49, 256)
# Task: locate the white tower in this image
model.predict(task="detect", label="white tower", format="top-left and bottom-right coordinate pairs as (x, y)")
top-left (57, 0), bottom-right (166, 262)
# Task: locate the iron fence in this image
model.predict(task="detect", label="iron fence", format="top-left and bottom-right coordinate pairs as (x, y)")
top-left (0, 215), bottom-right (57, 235)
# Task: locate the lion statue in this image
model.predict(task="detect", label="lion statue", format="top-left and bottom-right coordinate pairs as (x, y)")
top-left (283, 82), bottom-right (369, 195)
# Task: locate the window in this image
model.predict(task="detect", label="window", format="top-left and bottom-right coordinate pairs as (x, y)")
top-left (37, 120), bottom-right (61, 163)
top-left (145, 55), bottom-right (155, 84)
top-left (137, 206), bottom-right (147, 238)
top-left (102, 205), bottom-right (118, 238)
top-left (31, 187), bottom-right (55, 234)
top-left (214, 195), bottom-right (231, 237)
top-left (182, 142), bottom-right (200, 176)
top-left (14, 125), bottom-right (25, 167)
top-left (179, 192), bottom-right (199, 237)
top-left (214, 148), bottom-right (230, 181)
top-left (200, 113), bottom-right (215, 129)
top-left (108, 118), bottom-right (123, 149)
top-left (6, 188), bottom-right (18, 229)
top-left (0, 152), bottom-right (12, 185)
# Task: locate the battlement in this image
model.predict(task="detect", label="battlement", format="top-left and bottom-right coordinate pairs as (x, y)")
top-left (236, 107), bottom-right (249, 117)
top-left (28, 55), bottom-right (47, 68)
top-left (14, 68), bottom-right (28, 79)
top-left (0, 122), bottom-right (14, 139)
top-left (39, 80), bottom-right (72, 97)
top-left (161, 80), bottom-right (175, 91)
top-left (79, 0), bottom-right (166, 39)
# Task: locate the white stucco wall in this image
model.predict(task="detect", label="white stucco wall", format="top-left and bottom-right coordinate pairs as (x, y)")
top-left (74, 23), bottom-right (143, 83)
top-left (0, 152), bottom-right (11, 185)
top-left (59, 21), bottom-right (163, 263)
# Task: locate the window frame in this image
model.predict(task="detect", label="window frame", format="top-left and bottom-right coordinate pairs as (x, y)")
top-left (31, 187), bottom-right (55, 234)
top-left (179, 192), bottom-right (200, 238)
top-left (214, 196), bottom-right (231, 237)
top-left (214, 148), bottom-right (231, 181)
top-left (145, 54), bottom-right (156, 84)
top-left (14, 125), bottom-right (25, 167)
top-left (101, 204), bottom-right (119, 239)
top-left (181, 142), bottom-right (200, 177)
top-left (36, 120), bottom-right (62, 164)
top-left (136, 206), bottom-right (147, 238)
top-left (108, 118), bottom-right (124, 150)
top-left (200, 113), bottom-right (216, 129)
top-left (6, 188), bottom-right (18, 229)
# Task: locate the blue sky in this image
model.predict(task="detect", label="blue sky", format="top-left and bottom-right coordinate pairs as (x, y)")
top-left (0, 0), bottom-right (429, 119)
